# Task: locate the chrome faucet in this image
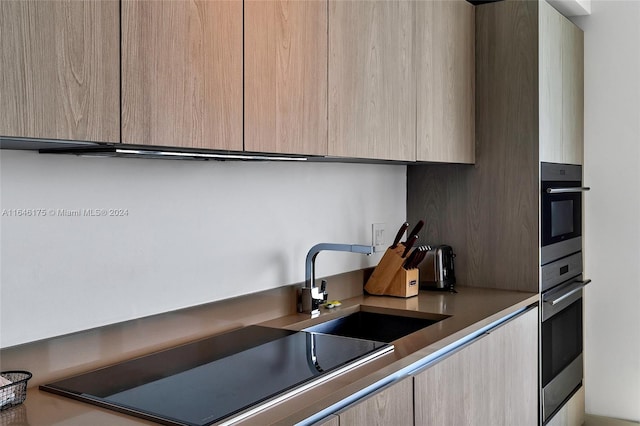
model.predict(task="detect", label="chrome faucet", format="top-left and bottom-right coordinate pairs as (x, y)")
top-left (298, 243), bottom-right (375, 314)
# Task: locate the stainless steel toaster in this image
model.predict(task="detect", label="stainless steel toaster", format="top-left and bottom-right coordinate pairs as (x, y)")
top-left (420, 245), bottom-right (456, 290)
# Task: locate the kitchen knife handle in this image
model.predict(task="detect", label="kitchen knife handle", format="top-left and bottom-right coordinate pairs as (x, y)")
top-left (412, 248), bottom-right (427, 269)
top-left (391, 222), bottom-right (409, 249)
top-left (403, 249), bottom-right (419, 269)
top-left (407, 220), bottom-right (425, 241)
top-left (402, 235), bottom-right (418, 258)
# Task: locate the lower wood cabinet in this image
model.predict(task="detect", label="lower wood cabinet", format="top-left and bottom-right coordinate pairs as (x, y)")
top-left (336, 377), bottom-right (413, 426)
top-left (413, 306), bottom-right (539, 426)
top-left (545, 386), bottom-right (585, 426)
top-left (309, 307), bottom-right (538, 426)
top-left (312, 414), bottom-right (339, 426)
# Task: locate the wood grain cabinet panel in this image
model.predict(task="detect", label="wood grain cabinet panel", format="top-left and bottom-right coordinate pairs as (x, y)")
top-left (562, 19), bottom-right (584, 165)
top-left (311, 414), bottom-right (339, 426)
top-left (408, 0), bottom-right (583, 294)
top-left (245, 0), bottom-right (327, 156)
top-left (539, 0), bottom-right (564, 164)
top-left (121, 0), bottom-right (242, 150)
top-left (338, 377), bottom-right (413, 426)
top-left (328, 1), bottom-right (416, 161)
top-left (539, 1), bottom-right (584, 165)
top-left (416, 0), bottom-right (475, 164)
top-left (0, 0), bottom-right (119, 142)
top-left (546, 386), bottom-right (585, 426)
top-left (414, 307), bottom-right (538, 426)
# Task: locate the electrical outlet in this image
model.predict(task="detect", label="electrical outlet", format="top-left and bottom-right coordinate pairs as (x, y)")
top-left (372, 223), bottom-right (386, 251)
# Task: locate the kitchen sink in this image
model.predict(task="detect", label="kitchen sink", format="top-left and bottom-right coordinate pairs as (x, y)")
top-left (303, 309), bottom-right (448, 343)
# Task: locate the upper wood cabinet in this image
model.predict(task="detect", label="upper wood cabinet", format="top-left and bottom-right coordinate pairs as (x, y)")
top-left (121, 0), bottom-right (243, 150)
top-left (416, 0), bottom-right (475, 164)
top-left (561, 15), bottom-right (584, 165)
top-left (0, 0), bottom-right (119, 142)
top-left (244, 0), bottom-right (327, 156)
top-left (413, 307), bottom-right (538, 426)
top-left (328, 1), bottom-right (416, 161)
top-left (539, 1), bottom-right (584, 165)
top-left (337, 377), bottom-right (413, 426)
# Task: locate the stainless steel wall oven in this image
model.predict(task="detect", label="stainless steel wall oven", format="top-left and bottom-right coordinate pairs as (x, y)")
top-left (540, 162), bottom-right (591, 424)
top-left (541, 163), bottom-right (590, 265)
top-left (541, 274), bottom-right (590, 422)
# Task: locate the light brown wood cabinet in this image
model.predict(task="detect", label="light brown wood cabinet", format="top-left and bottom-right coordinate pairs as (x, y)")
top-left (539, 1), bottom-right (584, 165)
top-left (561, 14), bottom-right (584, 165)
top-left (545, 385), bottom-right (585, 426)
top-left (413, 307), bottom-right (539, 426)
top-left (2, 0), bottom-right (477, 164)
top-left (0, 0), bottom-right (119, 142)
top-left (408, 0), bottom-right (585, 294)
top-left (121, 0), bottom-right (243, 150)
top-left (328, 1), bottom-right (416, 161)
top-left (337, 377), bottom-right (413, 426)
top-left (415, 0), bottom-right (475, 164)
top-left (312, 414), bottom-right (339, 426)
top-left (244, 0), bottom-right (327, 156)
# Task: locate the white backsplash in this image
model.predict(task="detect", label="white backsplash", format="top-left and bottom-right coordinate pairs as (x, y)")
top-left (0, 150), bottom-right (406, 347)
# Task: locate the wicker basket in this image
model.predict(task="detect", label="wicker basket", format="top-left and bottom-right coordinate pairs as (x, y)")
top-left (0, 371), bottom-right (32, 411)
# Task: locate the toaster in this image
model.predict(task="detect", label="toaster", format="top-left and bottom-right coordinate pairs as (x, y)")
top-left (420, 245), bottom-right (456, 290)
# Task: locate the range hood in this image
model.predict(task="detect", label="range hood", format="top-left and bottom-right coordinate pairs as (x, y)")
top-left (0, 137), bottom-right (308, 162)
top-left (40, 145), bottom-right (310, 162)
top-left (1, 136), bottom-right (415, 164)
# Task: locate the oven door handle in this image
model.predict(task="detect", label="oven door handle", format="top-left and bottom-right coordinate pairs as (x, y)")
top-left (545, 279), bottom-right (592, 306)
top-left (546, 187), bottom-right (591, 194)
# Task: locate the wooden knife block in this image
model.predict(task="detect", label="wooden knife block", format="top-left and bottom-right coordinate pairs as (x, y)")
top-left (364, 246), bottom-right (419, 298)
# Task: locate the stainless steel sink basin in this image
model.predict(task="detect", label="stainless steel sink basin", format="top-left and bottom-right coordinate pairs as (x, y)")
top-left (303, 309), bottom-right (448, 343)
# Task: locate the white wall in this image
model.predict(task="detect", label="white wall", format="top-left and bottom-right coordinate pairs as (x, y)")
top-left (0, 150), bottom-right (406, 348)
top-left (573, 2), bottom-right (640, 422)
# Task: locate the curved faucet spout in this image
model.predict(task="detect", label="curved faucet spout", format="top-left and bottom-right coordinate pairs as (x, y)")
top-left (305, 243), bottom-right (375, 289)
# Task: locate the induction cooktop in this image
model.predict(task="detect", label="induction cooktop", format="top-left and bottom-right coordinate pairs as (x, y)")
top-left (41, 325), bottom-right (393, 426)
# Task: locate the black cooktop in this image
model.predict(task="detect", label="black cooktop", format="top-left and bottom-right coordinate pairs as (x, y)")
top-left (41, 325), bottom-right (392, 426)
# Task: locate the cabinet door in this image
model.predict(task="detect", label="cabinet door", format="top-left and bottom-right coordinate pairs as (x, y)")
top-left (539, 0), bottom-right (564, 164)
top-left (312, 414), bottom-right (339, 426)
top-left (539, 2), bottom-right (584, 165)
top-left (0, 0), bottom-right (119, 142)
top-left (328, 1), bottom-right (415, 161)
top-left (545, 386), bottom-right (584, 426)
top-left (337, 377), bottom-right (413, 426)
top-left (414, 307), bottom-right (538, 426)
top-left (122, 0), bottom-right (242, 150)
top-left (562, 19), bottom-right (584, 165)
top-left (416, 0), bottom-right (475, 164)
top-left (245, 0), bottom-right (327, 156)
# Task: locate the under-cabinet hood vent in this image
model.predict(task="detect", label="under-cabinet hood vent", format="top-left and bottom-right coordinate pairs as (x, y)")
top-left (2, 136), bottom-right (416, 165)
top-left (39, 145), bottom-right (309, 162)
top-left (0, 137), bottom-right (308, 161)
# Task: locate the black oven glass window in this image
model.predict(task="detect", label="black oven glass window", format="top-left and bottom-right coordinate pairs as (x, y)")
top-left (551, 200), bottom-right (575, 237)
top-left (541, 180), bottom-right (583, 247)
top-left (542, 298), bottom-right (583, 387)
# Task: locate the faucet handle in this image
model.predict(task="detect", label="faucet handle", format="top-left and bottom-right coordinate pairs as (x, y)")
top-left (320, 280), bottom-right (328, 303)
top-left (311, 286), bottom-right (324, 312)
